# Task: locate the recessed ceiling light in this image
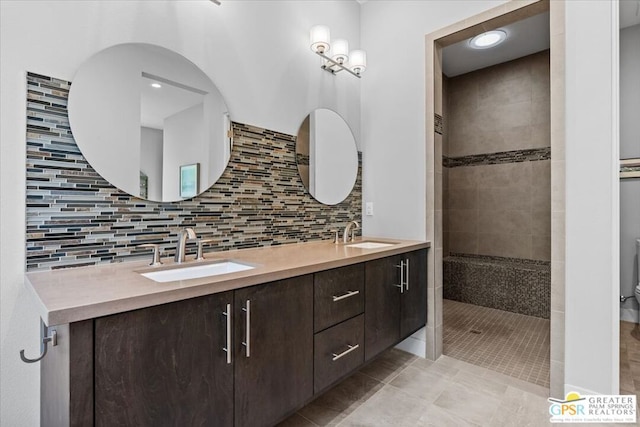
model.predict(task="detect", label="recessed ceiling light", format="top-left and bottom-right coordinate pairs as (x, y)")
top-left (151, 83), bottom-right (162, 89)
top-left (469, 30), bottom-right (507, 49)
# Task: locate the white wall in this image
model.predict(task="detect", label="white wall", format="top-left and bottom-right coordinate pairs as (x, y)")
top-left (564, 0), bottom-right (619, 395)
top-left (0, 2), bottom-right (360, 425)
top-left (620, 23), bottom-right (640, 323)
top-left (359, 0), bottom-right (506, 241)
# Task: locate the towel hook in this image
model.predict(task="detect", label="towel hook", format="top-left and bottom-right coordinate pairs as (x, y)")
top-left (20, 321), bottom-right (57, 363)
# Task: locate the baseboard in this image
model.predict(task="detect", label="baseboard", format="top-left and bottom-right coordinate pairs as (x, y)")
top-left (410, 326), bottom-right (426, 340)
top-left (395, 336), bottom-right (426, 358)
top-left (565, 384), bottom-right (612, 396)
top-left (620, 307), bottom-right (638, 323)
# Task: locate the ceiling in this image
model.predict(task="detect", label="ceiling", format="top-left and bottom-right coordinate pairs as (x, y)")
top-left (438, 1), bottom-right (640, 78)
top-left (442, 12), bottom-right (550, 77)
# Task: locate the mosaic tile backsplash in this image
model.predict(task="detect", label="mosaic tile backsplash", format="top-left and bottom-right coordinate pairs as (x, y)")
top-left (443, 147), bottom-right (551, 168)
top-left (26, 72), bottom-right (362, 271)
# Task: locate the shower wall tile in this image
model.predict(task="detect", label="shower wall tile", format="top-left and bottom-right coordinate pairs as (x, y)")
top-left (477, 233), bottom-right (532, 260)
top-left (449, 232), bottom-right (479, 254)
top-left (447, 189), bottom-right (478, 210)
top-left (532, 235), bottom-right (552, 261)
top-left (448, 209), bottom-right (477, 233)
top-left (443, 161), bottom-right (550, 261)
top-left (476, 162), bottom-right (532, 188)
top-left (532, 211), bottom-right (551, 236)
top-left (447, 50), bottom-right (550, 158)
top-left (477, 209), bottom-right (531, 236)
top-left (448, 166), bottom-right (479, 190)
top-left (25, 73), bottom-right (362, 271)
top-left (442, 51), bottom-right (551, 262)
top-left (478, 187), bottom-right (531, 212)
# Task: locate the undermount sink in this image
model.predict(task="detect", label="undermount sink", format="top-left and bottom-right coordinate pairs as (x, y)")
top-left (346, 241), bottom-right (396, 249)
top-left (141, 260), bottom-right (254, 283)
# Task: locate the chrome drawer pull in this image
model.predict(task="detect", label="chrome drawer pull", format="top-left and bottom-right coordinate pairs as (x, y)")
top-left (222, 304), bottom-right (232, 364)
top-left (332, 290), bottom-right (360, 302)
top-left (332, 344), bottom-right (360, 361)
top-left (242, 300), bottom-right (251, 358)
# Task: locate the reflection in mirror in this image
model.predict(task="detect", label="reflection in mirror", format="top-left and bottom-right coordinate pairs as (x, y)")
top-left (68, 43), bottom-right (230, 202)
top-left (296, 109), bottom-right (358, 205)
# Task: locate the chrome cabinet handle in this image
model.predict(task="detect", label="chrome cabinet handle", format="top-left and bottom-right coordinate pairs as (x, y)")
top-left (332, 344), bottom-right (360, 361)
top-left (222, 304), bottom-right (232, 364)
top-left (405, 258), bottom-right (410, 291)
top-left (332, 290), bottom-right (360, 302)
top-left (242, 300), bottom-right (251, 357)
top-left (395, 261), bottom-right (405, 293)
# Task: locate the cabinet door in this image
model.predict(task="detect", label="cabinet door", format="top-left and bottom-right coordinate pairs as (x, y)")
top-left (94, 292), bottom-right (234, 427)
top-left (400, 249), bottom-right (428, 338)
top-left (364, 255), bottom-right (401, 361)
top-left (234, 275), bottom-right (314, 427)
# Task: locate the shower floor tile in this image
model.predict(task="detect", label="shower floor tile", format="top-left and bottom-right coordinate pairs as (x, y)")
top-left (443, 299), bottom-right (550, 388)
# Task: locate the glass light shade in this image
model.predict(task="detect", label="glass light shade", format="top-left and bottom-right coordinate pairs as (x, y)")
top-left (310, 25), bottom-right (330, 54)
top-left (349, 50), bottom-right (366, 75)
top-left (469, 30), bottom-right (507, 49)
top-left (331, 39), bottom-right (349, 64)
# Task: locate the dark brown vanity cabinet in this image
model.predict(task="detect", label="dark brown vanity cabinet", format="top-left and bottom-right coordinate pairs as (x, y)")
top-left (313, 264), bottom-right (365, 394)
top-left (94, 292), bottom-right (235, 426)
top-left (364, 249), bottom-right (427, 361)
top-left (48, 276), bottom-right (313, 427)
top-left (314, 263), bottom-right (365, 332)
top-left (233, 276), bottom-right (314, 427)
top-left (400, 249), bottom-right (428, 337)
top-left (40, 248), bottom-right (427, 427)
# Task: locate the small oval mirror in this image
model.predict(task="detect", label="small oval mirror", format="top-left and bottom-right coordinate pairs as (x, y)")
top-left (68, 43), bottom-right (230, 202)
top-left (295, 109), bottom-right (358, 205)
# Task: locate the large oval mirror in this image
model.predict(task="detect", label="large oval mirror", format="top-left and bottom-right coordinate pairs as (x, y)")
top-left (296, 109), bottom-right (358, 205)
top-left (68, 43), bottom-right (230, 202)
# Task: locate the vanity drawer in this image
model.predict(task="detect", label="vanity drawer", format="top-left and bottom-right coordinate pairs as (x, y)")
top-left (314, 264), bottom-right (364, 332)
top-left (314, 314), bottom-right (364, 394)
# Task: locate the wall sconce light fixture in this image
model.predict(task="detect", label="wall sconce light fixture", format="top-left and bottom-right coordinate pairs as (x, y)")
top-left (310, 25), bottom-right (366, 78)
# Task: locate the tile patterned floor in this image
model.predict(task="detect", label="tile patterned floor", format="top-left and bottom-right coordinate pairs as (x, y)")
top-left (279, 349), bottom-right (551, 426)
top-left (443, 299), bottom-right (550, 388)
top-left (279, 317), bottom-right (640, 426)
top-left (620, 321), bottom-right (640, 399)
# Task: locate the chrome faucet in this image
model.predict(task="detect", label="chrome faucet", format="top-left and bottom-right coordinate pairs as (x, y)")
top-left (175, 227), bottom-right (197, 263)
top-left (343, 220), bottom-right (360, 243)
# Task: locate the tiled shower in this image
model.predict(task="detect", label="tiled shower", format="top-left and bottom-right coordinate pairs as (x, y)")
top-left (441, 51), bottom-right (551, 386)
